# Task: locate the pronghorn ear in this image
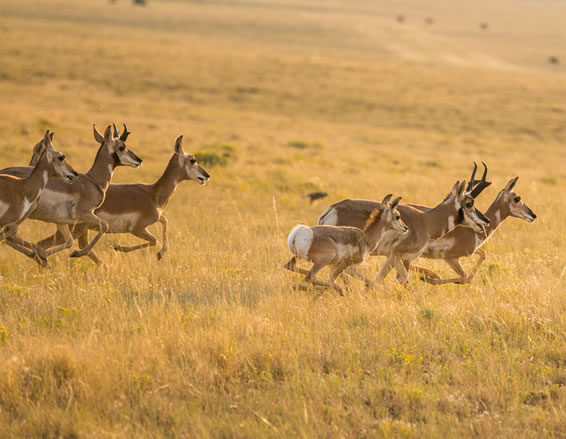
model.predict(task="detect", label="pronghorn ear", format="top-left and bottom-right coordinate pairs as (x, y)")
top-left (103, 125), bottom-right (113, 142)
top-left (174, 135), bottom-right (184, 155)
top-left (504, 176), bottom-right (519, 192)
top-left (49, 132), bottom-right (54, 141)
top-left (93, 124), bottom-right (104, 144)
top-left (381, 194), bottom-right (393, 206)
top-left (390, 196), bottom-right (402, 210)
top-left (458, 180), bottom-right (467, 196)
top-left (451, 180), bottom-right (460, 194)
top-left (43, 130), bottom-right (54, 151)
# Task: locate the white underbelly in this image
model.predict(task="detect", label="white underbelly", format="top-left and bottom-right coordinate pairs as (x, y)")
top-left (99, 211), bottom-right (141, 233)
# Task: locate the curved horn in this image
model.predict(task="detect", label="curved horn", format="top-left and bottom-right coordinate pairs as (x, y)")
top-left (381, 194), bottom-right (393, 206)
top-left (93, 124), bottom-right (104, 144)
top-left (470, 161), bottom-right (492, 198)
top-left (466, 162), bottom-right (477, 192)
top-left (112, 123), bottom-right (119, 138)
top-left (119, 123), bottom-right (131, 141)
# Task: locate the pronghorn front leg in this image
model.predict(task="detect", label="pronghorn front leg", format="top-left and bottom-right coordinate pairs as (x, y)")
top-left (76, 229), bottom-right (102, 265)
top-left (421, 258), bottom-right (468, 285)
top-left (464, 248), bottom-right (487, 283)
top-left (112, 228), bottom-right (157, 253)
top-left (348, 266), bottom-right (373, 287)
top-left (70, 212), bottom-right (109, 258)
top-left (411, 265), bottom-right (442, 281)
top-left (40, 225), bottom-right (75, 257)
top-left (156, 215), bottom-right (168, 260)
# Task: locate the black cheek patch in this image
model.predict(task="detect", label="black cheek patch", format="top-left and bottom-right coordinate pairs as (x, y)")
top-left (112, 152), bottom-right (120, 165)
top-left (457, 207), bottom-right (465, 224)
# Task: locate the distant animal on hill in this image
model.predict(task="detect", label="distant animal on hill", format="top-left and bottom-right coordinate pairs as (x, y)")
top-left (480, 22), bottom-right (489, 31)
top-left (133, 0), bottom-right (146, 5)
top-left (548, 56), bottom-right (560, 65)
top-left (303, 192), bottom-right (328, 204)
top-left (424, 17), bottom-right (434, 25)
top-left (396, 15), bottom-right (405, 23)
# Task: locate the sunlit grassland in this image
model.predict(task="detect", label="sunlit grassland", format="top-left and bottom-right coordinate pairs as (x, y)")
top-left (1, 0), bottom-right (566, 436)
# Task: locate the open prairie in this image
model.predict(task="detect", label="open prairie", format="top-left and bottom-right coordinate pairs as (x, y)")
top-left (1, 0), bottom-right (566, 436)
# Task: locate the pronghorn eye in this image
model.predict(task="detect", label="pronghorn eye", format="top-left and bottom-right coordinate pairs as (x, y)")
top-left (396, 215), bottom-right (400, 220)
top-left (58, 155), bottom-right (65, 161)
top-left (514, 196), bottom-right (521, 203)
top-left (465, 201), bottom-right (473, 208)
top-left (190, 159), bottom-right (197, 165)
top-left (119, 145), bottom-right (125, 151)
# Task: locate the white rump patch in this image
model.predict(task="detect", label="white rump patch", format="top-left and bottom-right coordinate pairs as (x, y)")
top-left (317, 207), bottom-right (337, 225)
top-left (287, 225), bottom-right (313, 259)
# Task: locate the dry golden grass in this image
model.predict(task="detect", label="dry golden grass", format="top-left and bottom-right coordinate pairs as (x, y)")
top-left (1, 0), bottom-right (566, 436)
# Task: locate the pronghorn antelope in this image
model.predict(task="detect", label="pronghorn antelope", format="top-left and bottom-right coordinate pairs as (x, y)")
top-left (34, 135), bottom-right (210, 263)
top-left (1, 124), bottom-right (142, 263)
top-left (412, 176), bottom-right (536, 285)
top-left (285, 194), bottom-right (407, 295)
top-left (317, 180), bottom-right (490, 286)
top-left (0, 131), bottom-right (77, 261)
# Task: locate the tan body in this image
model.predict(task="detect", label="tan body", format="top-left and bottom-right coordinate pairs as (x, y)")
top-left (0, 124), bottom-right (142, 263)
top-left (0, 131), bottom-right (77, 263)
top-left (33, 135), bottom-right (210, 262)
top-left (317, 181), bottom-right (490, 286)
top-left (285, 195), bottom-right (406, 295)
top-left (409, 177), bottom-right (536, 284)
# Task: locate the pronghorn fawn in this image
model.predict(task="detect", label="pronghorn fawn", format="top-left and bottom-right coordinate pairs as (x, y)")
top-left (0, 130), bottom-right (77, 262)
top-left (285, 194), bottom-right (407, 295)
top-left (412, 176), bottom-right (536, 284)
top-left (318, 180), bottom-right (490, 287)
top-left (1, 124), bottom-right (142, 264)
top-left (34, 135), bottom-right (210, 263)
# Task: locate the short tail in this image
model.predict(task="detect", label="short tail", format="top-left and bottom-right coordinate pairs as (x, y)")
top-left (287, 225), bottom-right (313, 259)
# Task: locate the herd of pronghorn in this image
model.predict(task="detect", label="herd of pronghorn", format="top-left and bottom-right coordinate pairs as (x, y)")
top-left (285, 162), bottom-right (536, 295)
top-left (0, 124), bottom-right (209, 266)
top-left (0, 124), bottom-right (536, 295)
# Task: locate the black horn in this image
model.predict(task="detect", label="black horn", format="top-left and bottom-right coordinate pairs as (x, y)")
top-left (466, 162), bottom-right (477, 193)
top-left (112, 123), bottom-right (119, 138)
top-left (470, 161), bottom-right (492, 198)
top-left (119, 123), bottom-right (131, 142)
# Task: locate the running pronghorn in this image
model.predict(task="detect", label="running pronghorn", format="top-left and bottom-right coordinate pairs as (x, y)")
top-left (0, 131), bottom-right (77, 262)
top-left (285, 194), bottom-right (407, 295)
top-left (317, 179), bottom-right (490, 287)
top-left (412, 176), bottom-right (536, 284)
top-left (33, 135), bottom-right (210, 263)
top-left (1, 124), bottom-right (142, 263)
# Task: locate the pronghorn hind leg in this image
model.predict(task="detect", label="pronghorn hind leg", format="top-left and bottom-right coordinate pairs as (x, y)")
top-left (77, 230), bottom-right (101, 265)
top-left (5, 239), bottom-right (48, 266)
top-left (284, 256), bottom-right (309, 275)
top-left (348, 266), bottom-right (373, 287)
top-left (70, 212), bottom-right (108, 258)
top-left (156, 215), bottom-right (168, 260)
top-left (328, 261), bottom-right (351, 296)
top-left (112, 228), bottom-right (157, 254)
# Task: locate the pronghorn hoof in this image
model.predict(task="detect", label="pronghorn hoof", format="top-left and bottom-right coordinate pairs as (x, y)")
top-left (111, 245), bottom-right (121, 252)
top-left (156, 252), bottom-right (164, 261)
top-left (70, 250), bottom-right (83, 258)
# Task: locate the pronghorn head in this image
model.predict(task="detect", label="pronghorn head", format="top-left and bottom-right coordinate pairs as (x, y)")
top-left (500, 177), bottom-right (537, 223)
top-left (41, 130), bottom-right (79, 181)
top-left (93, 123), bottom-right (143, 168)
top-left (173, 135), bottom-right (210, 185)
top-left (364, 194), bottom-right (407, 233)
top-left (450, 180), bottom-right (490, 232)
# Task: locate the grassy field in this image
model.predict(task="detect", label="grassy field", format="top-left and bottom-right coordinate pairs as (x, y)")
top-left (1, 0), bottom-right (566, 436)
